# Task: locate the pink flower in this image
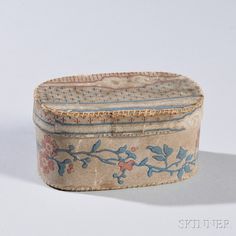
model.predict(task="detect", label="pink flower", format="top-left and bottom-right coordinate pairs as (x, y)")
top-left (39, 150), bottom-right (55, 174)
top-left (67, 163), bottom-right (74, 174)
top-left (131, 146), bottom-right (137, 152)
top-left (118, 160), bottom-right (135, 171)
top-left (39, 150), bottom-right (48, 168)
top-left (41, 135), bottom-right (58, 157)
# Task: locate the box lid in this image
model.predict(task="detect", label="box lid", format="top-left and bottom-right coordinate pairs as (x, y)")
top-left (33, 72), bottom-right (203, 137)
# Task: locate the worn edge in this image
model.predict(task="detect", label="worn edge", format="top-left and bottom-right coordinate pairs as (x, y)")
top-left (40, 166), bottom-right (198, 192)
top-left (34, 71), bottom-right (204, 119)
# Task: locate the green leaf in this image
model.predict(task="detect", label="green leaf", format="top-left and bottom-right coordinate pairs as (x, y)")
top-left (153, 155), bottom-right (166, 161)
top-left (184, 164), bottom-right (191, 173)
top-left (91, 140), bottom-right (101, 152)
top-left (186, 154), bottom-right (193, 161)
top-left (118, 179), bottom-right (124, 184)
top-left (147, 168), bottom-right (153, 177)
top-left (57, 159), bottom-right (71, 176)
top-left (176, 147), bottom-right (187, 160)
top-left (177, 168), bottom-right (184, 180)
top-left (147, 146), bottom-right (163, 154)
top-left (117, 145), bottom-right (127, 153)
top-left (125, 150), bottom-right (136, 159)
top-left (163, 144), bottom-right (173, 157)
top-left (82, 162), bottom-right (88, 168)
top-left (113, 173), bottom-right (118, 178)
top-left (83, 157), bottom-right (91, 163)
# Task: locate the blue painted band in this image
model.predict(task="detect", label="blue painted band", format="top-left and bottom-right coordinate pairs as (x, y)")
top-left (35, 122), bottom-right (185, 136)
top-left (58, 103), bottom-right (195, 113)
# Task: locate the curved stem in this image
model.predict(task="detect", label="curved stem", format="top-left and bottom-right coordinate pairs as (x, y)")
top-left (53, 142), bottom-right (197, 184)
top-left (57, 148), bottom-right (119, 165)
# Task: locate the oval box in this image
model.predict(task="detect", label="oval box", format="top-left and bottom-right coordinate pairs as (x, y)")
top-left (33, 72), bottom-right (204, 191)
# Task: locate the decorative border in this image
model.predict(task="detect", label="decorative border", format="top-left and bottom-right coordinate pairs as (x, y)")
top-left (35, 122), bottom-right (185, 138)
top-left (38, 135), bottom-right (197, 185)
top-left (33, 106), bottom-right (198, 127)
top-left (57, 103), bottom-right (196, 113)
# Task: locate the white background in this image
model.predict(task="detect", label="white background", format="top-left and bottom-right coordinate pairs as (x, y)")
top-left (0, 0), bottom-right (235, 235)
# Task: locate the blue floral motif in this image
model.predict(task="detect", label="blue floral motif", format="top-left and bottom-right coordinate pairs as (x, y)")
top-left (38, 135), bottom-right (197, 184)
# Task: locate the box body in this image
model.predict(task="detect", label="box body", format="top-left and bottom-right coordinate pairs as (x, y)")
top-left (33, 72), bottom-right (203, 191)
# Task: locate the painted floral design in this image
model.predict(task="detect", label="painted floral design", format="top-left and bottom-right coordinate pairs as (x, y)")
top-left (37, 135), bottom-right (197, 184)
top-left (39, 150), bottom-right (55, 174)
top-left (130, 146), bottom-right (138, 152)
top-left (118, 160), bottom-right (135, 171)
top-left (67, 163), bottom-right (74, 174)
top-left (41, 135), bottom-right (58, 157)
top-left (38, 135), bottom-right (57, 174)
